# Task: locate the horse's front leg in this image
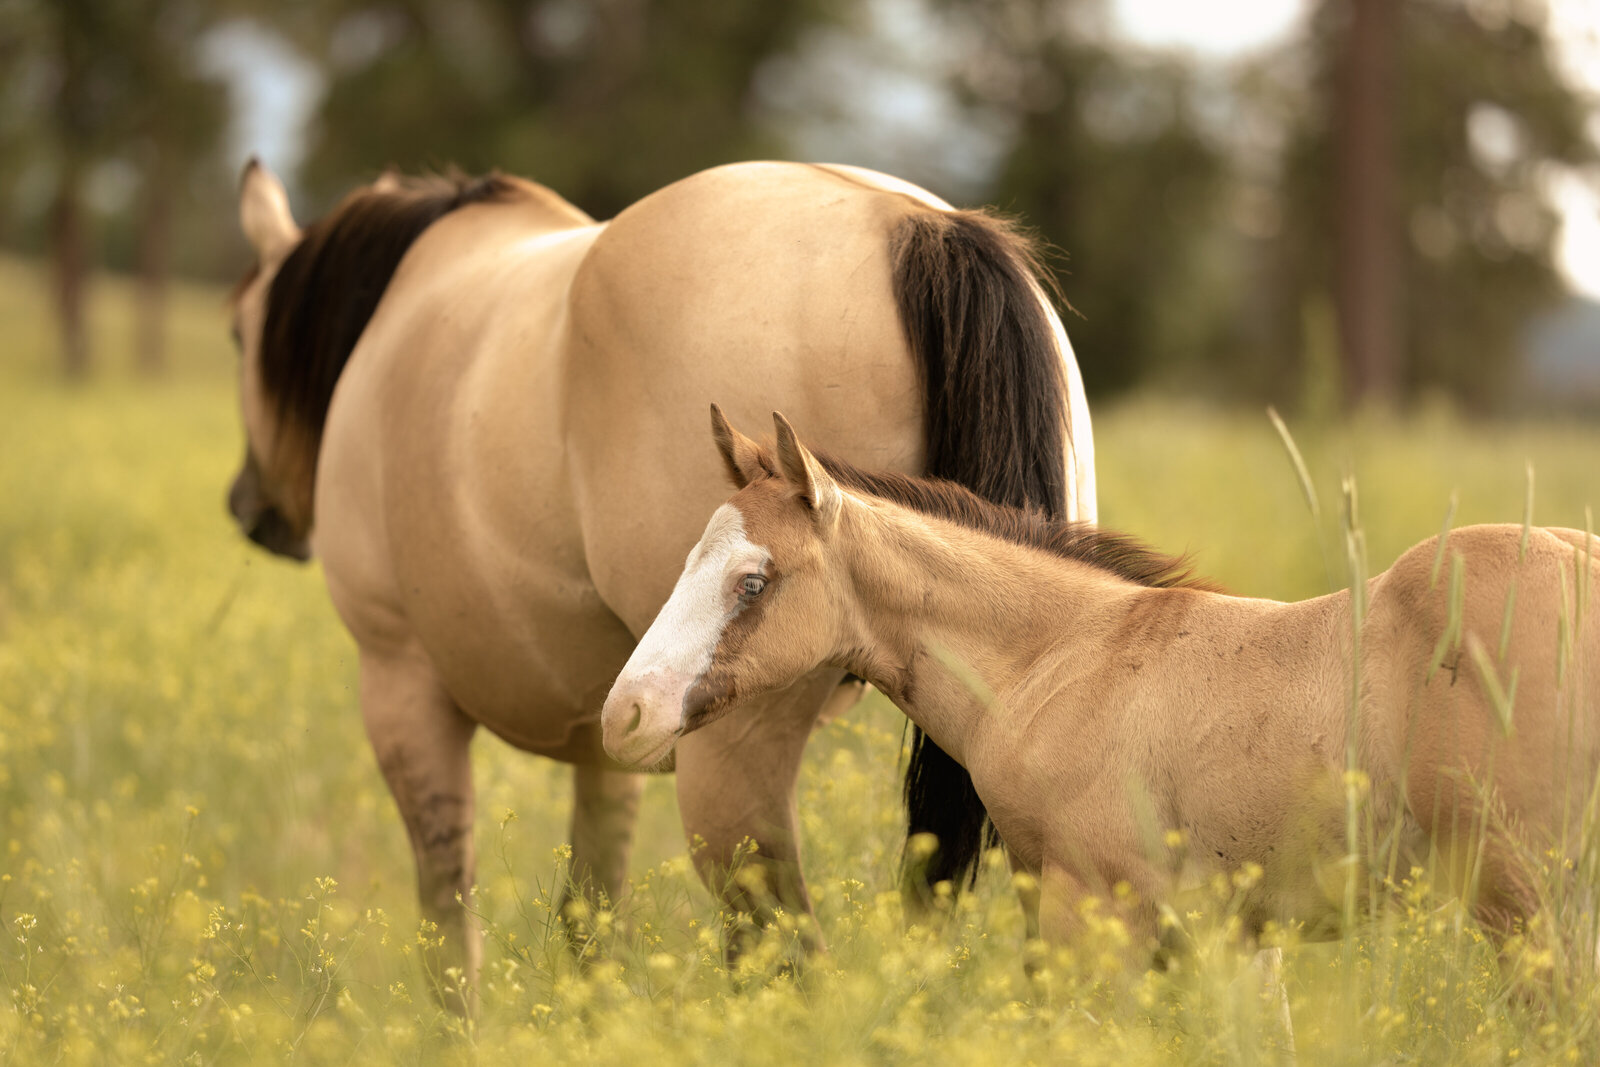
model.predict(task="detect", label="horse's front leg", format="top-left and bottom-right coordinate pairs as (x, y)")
top-left (1008, 854), bottom-right (1048, 976)
top-left (558, 764), bottom-right (644, 949)
top-left (1034, 864), bottom-right (1087, 958)
top-left (358, 648), bottom-right (479, 1014)
top-left (673, 669), bottom-right (842, 963)
top-left (1036, 861), bottom-right (1295, 1056)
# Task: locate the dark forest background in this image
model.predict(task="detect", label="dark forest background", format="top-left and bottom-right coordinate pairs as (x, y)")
top-left (3, 0), bottom-right (1597, 411)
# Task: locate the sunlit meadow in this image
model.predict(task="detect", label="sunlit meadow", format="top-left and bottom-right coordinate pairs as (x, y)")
top-left (2, 256), bottom-right (1598, 1063)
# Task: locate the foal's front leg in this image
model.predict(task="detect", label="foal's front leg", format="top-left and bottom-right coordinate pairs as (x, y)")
top-left (1010, 854), bottom-right (1048, 976)
top-left (1035, 861), bottom-right (1162, 969)
top-left (359, 649), bottom-right (479, 1013)
top-left (1036, 862), bottom-right (1295, 1056)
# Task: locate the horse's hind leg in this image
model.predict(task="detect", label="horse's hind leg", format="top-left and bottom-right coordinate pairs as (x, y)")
top-left (558, 764), bottom-right (644, 949)
top-left (673, 669), bottom-right (841, 963)
top-left (358, 649), bottom-right (479, 1014)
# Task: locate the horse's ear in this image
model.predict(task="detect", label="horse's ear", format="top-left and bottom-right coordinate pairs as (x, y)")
top-left (239, 157), bottom-right (300, 262)
top-left (710, 403), bottom-right (764, 488)
top-left (772, 412), bottom-right (841, 527)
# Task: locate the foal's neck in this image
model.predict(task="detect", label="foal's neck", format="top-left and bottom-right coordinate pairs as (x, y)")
top-left (840, 500), bottom-right (1155, 765)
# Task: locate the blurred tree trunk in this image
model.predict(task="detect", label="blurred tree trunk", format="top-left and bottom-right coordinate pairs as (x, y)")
top-left (45, 0), bottom-right (98, 379)
top-left (136, 156), bottom-right (174, 375)
top-left (1333, 0), bottom-right (1398, 406)
top-left (49, 161), bottom-right (90, 379)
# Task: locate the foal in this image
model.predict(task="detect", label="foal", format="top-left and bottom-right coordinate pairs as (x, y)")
top-left (604, 409), bottom-right (1600, 959)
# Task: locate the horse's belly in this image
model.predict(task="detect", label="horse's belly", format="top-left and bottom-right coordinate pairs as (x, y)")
top-left (394, 535), bottom-right (640, 762)
top-left (318, 504), bottom-right (635, 764)
top-left (317, 220), bottom-right (639, 762)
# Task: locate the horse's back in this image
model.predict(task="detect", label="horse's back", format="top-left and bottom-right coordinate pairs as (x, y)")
top-left (563, 162), bottom-right (939, 635)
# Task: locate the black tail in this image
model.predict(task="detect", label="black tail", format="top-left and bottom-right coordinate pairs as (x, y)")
top-left (890, 209), bottom-right (1073, 890)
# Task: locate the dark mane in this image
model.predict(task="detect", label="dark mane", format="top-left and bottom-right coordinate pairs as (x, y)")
top-left (811, 450), bottom-right (1223, 593)
top-left (256, 171), bottom-right (522, 449)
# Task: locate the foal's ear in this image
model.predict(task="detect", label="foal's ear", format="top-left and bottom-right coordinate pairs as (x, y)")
top-left (371, 167), bottom-right (403, 194)
top-left (710, 403), bottom-right (765, 488)
top-left (772, 412), bottom-right (842, 528)
top-left (239, 157), bottom-right (300, 263)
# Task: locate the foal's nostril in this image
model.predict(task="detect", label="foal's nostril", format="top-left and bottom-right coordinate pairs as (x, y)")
top-left (626, 703), bottom-right (643, 736)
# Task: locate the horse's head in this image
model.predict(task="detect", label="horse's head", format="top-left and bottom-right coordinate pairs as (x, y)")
top-left (602, 407), bottom-right (855, 769)
top-left (228, 158), bottom-right (311, 561)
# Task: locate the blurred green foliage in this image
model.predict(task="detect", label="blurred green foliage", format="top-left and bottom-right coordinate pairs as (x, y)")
top-left (2, 0), bottom-right (1595, 405)
top-left (939, 0), bottom-right (1235, 398)
top-left (291, 0), bottom-right (852, 219)
top-left (1273, 0), bottom-right (1596, 410)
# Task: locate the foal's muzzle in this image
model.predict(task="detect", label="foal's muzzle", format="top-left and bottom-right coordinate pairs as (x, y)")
top-left (601, 672), bottom-right (688, 769)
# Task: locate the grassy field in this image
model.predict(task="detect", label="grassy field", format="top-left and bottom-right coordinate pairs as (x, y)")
top-left (2, 256), bottom-right (1598, 1064)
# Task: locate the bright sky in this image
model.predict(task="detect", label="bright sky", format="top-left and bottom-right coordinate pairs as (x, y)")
top-left (200, 23), bottom-right (321, 180)
top-left (1113, 0), bottom-right (1600, 301)
top-left (1544, 0), bottom-right (1600, 298)
top-left (1114, 0), bottom-right (1308, 54)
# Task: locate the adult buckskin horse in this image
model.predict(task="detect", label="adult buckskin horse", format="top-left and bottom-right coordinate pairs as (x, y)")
top-left (226, 159), bottom-right (1096, 1005)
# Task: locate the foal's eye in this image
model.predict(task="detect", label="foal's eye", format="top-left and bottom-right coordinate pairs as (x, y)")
top-left (739, 574), bottom-right (767, 598)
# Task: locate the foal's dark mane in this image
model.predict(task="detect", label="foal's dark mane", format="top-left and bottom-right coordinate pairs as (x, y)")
top-left (810, 450), bottom-right (1223, 593)
top-left (253, 171), bottom-right (522, 447)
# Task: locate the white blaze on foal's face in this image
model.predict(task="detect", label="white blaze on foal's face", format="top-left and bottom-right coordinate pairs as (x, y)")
top-left (602, 504), bottom-right (768, 767)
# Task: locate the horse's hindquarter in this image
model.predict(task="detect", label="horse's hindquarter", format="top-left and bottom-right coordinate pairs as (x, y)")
top-left (316, 201), bottom-right (637, 759)
top-left (563, 162), bottom-right (929, 635)
top-left (1370, 524), bottom-right (1600, 842)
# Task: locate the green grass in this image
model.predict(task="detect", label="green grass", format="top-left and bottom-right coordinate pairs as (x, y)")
top-left (2, 256), bottom-right (1598, 1063)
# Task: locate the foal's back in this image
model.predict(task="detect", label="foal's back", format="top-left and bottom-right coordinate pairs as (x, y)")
top-left (996, 523), bottom-right (1600, 935)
